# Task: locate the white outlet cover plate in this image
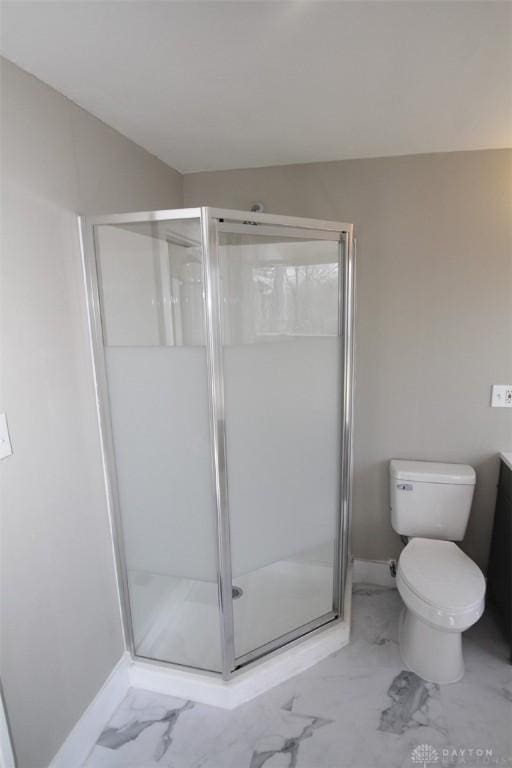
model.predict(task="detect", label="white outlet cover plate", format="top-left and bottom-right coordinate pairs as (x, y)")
top-left (0, 413), bottom-right (13, 459)
top-left (491, 385), bottom-right (512, 408)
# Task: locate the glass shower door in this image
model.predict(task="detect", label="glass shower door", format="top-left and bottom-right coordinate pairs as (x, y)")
top-left (217, 223), bottom-right (344, 663)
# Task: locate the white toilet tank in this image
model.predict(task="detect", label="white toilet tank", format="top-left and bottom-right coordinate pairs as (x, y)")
top-left (390, 460), bottom-right (476, 541)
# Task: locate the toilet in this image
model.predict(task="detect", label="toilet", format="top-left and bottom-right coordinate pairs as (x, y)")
top-left (390, 459), bottom-right (486, 684)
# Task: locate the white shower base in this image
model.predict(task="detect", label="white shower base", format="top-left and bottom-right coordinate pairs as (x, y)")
top-left (127, 564), bottom-right (351, 709)
top-left (130, 557), bottom-right (338, 671)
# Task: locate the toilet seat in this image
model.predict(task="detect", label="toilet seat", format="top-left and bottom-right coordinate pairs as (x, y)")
top-left (396, 538), bottom-right (485, 631)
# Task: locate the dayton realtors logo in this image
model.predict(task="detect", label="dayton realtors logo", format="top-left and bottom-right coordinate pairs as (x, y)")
top-left (411, 744), bottom-right (439, 768)
top-left (411, 744), bottom-right (498, 766)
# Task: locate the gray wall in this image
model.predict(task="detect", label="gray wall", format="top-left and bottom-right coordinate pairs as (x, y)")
top-left (2, 52), bottom-right (510, 767)
top-left (0, 58), bottom-right (182, 768)
top-left (184, 149), bottom-right (512, 570)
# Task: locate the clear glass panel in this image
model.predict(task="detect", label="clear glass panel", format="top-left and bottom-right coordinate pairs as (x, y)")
top-left (94, 218), bottom-right (222, 671)
top-left (218, 225), bottom-right (342, 660)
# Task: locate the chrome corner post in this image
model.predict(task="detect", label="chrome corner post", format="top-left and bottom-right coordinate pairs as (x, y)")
top-left (333, 228), bottom-right (356, 617)
top-left (77, 215), bottom-right (136, 656)
top-left (200, 209), bottom-right (236, 678)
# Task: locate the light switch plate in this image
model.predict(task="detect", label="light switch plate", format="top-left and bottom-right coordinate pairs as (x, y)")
top-left (0, 413), bottom-right (13, 459)
top-left (491, 385), bottom-right (512, 408)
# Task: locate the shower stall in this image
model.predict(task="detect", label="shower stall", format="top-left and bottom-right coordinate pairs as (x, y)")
top-left (79, 207), bottom-right (355, 681)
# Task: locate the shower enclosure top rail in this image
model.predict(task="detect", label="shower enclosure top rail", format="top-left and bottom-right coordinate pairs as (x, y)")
top-left (83, 206), bottom-right (353, 235)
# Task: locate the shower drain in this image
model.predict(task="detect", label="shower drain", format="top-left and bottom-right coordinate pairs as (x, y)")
top-left (232, 586), bottom-right (244, 599)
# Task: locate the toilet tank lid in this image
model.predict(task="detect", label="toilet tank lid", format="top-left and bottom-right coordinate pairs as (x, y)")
top-left (390, 460), bottom-right (476, 485)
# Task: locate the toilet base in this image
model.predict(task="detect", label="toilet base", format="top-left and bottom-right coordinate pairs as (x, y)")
top-left (398, 608), bottom-right (465, 684)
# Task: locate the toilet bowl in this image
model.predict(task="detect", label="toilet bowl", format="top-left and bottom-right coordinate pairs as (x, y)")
top-left (396, 537), bottom-right (485, 683)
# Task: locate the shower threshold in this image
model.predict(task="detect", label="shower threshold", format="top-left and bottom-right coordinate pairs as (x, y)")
top-left (125, 567), bottom-right (352, 709)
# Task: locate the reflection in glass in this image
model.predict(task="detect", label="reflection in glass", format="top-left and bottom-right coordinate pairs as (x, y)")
top-left (95, 219), bottom-right (205, 347)
top-left (220, 239), bottom-right (339, 346)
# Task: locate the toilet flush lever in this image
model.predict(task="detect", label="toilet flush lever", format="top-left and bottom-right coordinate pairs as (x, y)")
top-left (397, 483), bottom-right (413, 491)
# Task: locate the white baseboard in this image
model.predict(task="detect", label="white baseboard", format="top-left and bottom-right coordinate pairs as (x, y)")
top-left (48, 653), bottom-right (131, 768)
top-left (352, 557), bottom-right (396, 588)
top-left (47, 620), bottom-right (350, 767)
top-left (47, 568), bottom-right (354, 765)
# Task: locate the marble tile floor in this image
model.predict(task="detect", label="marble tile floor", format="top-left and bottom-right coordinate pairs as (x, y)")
top-left (84, 585), bottom-right (512, 768)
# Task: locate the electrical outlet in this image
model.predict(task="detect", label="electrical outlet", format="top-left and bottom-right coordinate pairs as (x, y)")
top-left (491, 385), bottom-right (512, 408)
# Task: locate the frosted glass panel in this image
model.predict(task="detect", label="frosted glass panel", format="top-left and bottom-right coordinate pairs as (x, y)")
top-left (219, 233), bottom-right (342, 659)
top-left (225, 339), bottom-right (339, 577)
top-left (105, 347), bottom-right (216, 582)
top-left (94, 219), bottom-right (222, 671)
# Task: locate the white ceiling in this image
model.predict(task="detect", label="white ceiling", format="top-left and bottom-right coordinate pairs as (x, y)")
top-left (1, 1), bottom-right (511, 173)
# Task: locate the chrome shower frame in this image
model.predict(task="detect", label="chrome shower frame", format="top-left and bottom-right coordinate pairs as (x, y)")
top-left (78, 207), bottom-right (355, 680)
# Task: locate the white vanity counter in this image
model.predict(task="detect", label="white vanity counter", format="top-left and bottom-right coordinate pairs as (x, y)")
top-left (499, 452), bottom-right (512, 472)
